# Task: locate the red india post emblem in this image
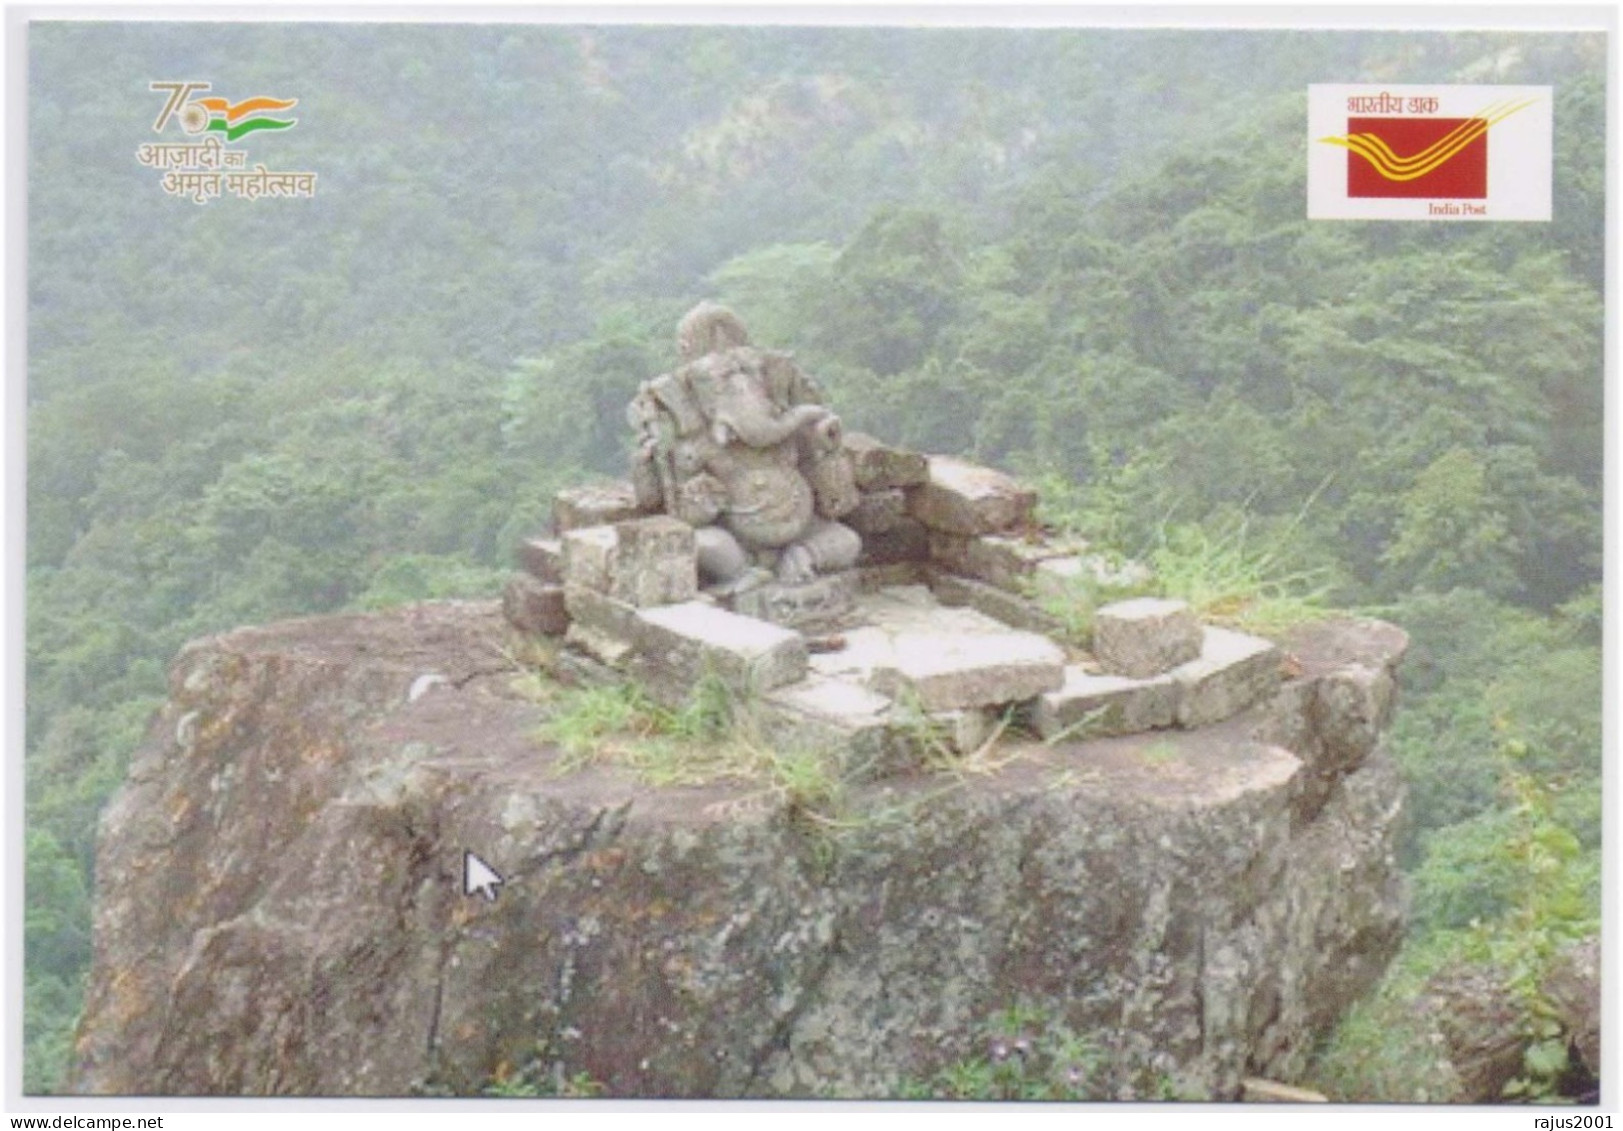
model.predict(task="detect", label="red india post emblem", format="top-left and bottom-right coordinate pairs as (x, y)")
top-left (1345, 116), bottom-right (1488, 199)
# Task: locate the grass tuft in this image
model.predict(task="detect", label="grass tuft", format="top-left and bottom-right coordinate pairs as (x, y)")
top-left (1147, 517), bottom-right (1330, 637)
top-left (534, 673), bottom-right (848, 820)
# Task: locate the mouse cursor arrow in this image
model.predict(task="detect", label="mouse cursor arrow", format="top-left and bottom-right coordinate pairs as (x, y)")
top-left (463, 850), bottom-right (504, 902)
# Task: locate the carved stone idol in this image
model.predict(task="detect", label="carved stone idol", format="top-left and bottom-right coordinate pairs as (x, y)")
top-left (628, 303), bottom-right (861, 590)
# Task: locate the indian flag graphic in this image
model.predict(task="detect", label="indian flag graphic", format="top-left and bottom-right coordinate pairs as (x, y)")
top-left (177, 95), bottom-right (297, 141)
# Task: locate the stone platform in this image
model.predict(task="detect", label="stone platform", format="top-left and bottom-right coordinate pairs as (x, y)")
top-left (506, 445), bottom-right (1288, 778)
top-left (757, 586), bottom-right (1066, 776)
top-left (70, 599), bottom-right (1411, 1100)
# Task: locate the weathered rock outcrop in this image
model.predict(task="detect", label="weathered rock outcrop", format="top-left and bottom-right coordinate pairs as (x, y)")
top-left (71, 601), bottom-right (1409, 1099)
top-left (1424, 937), bottom-right (1603, 1103)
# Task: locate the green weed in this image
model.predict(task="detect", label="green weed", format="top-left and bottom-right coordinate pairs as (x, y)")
top-left (901, 1005), bottom-right (1108, 1101)
top-left (534, 673), bottom-right (853, 832)
top-left (1464, 726), bottom-right (1598, 1102)
top-left (1026, 567), bottom-right (1157, 651)
top-left (1146, 511), bottom-right (1330, 637)
top-left (1308, 727), bottom-right (1598, 1104)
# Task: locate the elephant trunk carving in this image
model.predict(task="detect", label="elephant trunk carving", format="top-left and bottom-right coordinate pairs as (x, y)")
top-left (714, 396), bottom-right (828, 450)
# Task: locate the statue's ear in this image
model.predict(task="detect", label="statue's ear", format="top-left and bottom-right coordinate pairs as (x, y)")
top-left (711, 419), bottom-right (734, 447)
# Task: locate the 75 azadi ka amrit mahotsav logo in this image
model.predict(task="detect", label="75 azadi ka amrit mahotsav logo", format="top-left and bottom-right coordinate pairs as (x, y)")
top-left (1307, 85), bottom-right (1551, 221)
top-left (140, 81), bottom-right (316, 204)
top-left (151, 80), bottom-right (298, 138)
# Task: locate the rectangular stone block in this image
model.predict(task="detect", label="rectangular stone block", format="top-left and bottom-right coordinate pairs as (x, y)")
top-left (908, 456), bottom-right (1037, 537)
top-left (561, 526), bottom-right (618, 593)
top-left (518, 537), bottom-right (565, 583)
top-left (1029, 666), bottom-right (1177, 741)
top-left (503, 575), bottom-right (570, 637)
top-left (845, 488), bottom-right (909, 536)
top-left (553, 481), bottom-right (646, 533)
top-left (563, 585), bottom-right (641, 642)
top-left (843, 432), bottom-right (929, 491)
top-left (928, 571), bottom-right (1065, 637)
top-left (1094, 598), bottom-right (1202, 679)
top-left (931, 705), bottom-right (1004, 756)
top-left (633, 601), bottom-right (809, 695)
top-left (867, 628), bottom-right (1064, 712)
top-left (761, 676), bottom-right (906, 783)
top-left (727, 571), bottom-right (857, 631)
top-left (857, 516), bottom-right (929, 566)
top-left (1173, 627), bottom-right (1282, 728)
top-left (561, 518), bottom-right (697, 608)
top-left (613, 516), bottom-right (698, 606)
top-left (929, 532), bottom-right (1085, 593)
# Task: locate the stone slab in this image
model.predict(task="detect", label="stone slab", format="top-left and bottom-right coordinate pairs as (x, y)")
top-left (1094, 598), bottom-right (1203, 679)
top-left (928, 570), bottom-right (1066, 637)
top-left (563, 585), bottom-right (641, 642)
top-left (502, 575), bottom-right (569, 637)
top-left (761, 674), bottom-right (1007, 780)
top-left (561, 517), bottom-right (697, 608)
top-left (929, 531), bottom-right (1087, 593)
top-left (843, 432), bottom-right (929, 491)
top-left (553, 481), bottom-right (646, 533)
top-left (1173, 627), bottom-right (1282, 728)
top-left (844, 488), bottom-right (909, 536)
top-left (867, 629), bottom-right (1064, 712)
top-left (517, 537), bottom-right (565, 583)
top-left (561, 526), bottom-right (618, 594)
top-left (614, 516), bottom-right (698, 607)
top-left (907, 456), bottom-right (1037, 537)
top-left (1029, 666), bottom-right (1178, 741)
top-left (760, 676), bottom-right (905, 782)
top-left (931, 705), bottom-right (1004, 755)
top-left (806, 588), bottom-right (1014, 681)
top-left (727, 571), bottom-right (858, 631)
top-left (634, 601), bottom-right (808, 695)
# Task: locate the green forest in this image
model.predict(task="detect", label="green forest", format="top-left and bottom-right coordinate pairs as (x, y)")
top-left (25, 23), bottom-right (1605, 1099)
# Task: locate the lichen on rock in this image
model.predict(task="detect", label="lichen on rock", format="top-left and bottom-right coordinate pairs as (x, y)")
top-left (70, 599), bottom-right (1410, 1099)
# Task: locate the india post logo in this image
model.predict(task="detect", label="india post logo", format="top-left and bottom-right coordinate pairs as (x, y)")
top-left (1308, 85), bottom-right (1551, 221)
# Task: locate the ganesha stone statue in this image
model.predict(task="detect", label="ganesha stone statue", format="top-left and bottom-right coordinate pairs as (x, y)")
top-left (627, 303), bottom-right (862, 590)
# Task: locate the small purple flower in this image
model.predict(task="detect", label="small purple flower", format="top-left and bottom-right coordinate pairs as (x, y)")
top-left (990, 1041), bottom-right (1009, 1063)
top-left (1013, 1038), bottom-right (1030, 1059)
top-left (1067, 1066), bottom-right (1083, 1088)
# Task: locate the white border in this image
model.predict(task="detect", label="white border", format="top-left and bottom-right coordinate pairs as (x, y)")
top-left (3, 5), bottom-right (1617, 1126)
